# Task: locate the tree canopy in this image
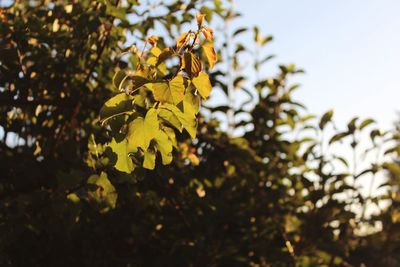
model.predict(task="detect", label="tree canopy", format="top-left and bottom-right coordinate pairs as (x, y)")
top-left (1, 1), bottom-right (400, 266)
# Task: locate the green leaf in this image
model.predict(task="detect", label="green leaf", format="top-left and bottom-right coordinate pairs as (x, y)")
top-left (319, 109), bottom-right (334, 130)
top-left (153, 75), bottom-right (186, 105)
top-left (155, 130), bottom-right (173, 165)
top-left (127, 108), bottom-right (159, 150)
top-left (143, 150), bottom-right (156, 170)
top-left (383, 162), bottom-right (400, 176)
top-left (347, 117), bottom-right (358, 132)
top-left (105, 1), bottom-right (127, 22)
top-left (329, 132), bottom-right (349, 145)
top-left (183, 87), bottom-right (200, 116)
top-left (160, 103), bottom-right (196, 138)
top-left (192, 72), bottom-right (212, 99)
top-left (359, 118), bottom-right (375, 130)
top-left (87, 172), bottom-right (117, 213)
top-left (107, 138), bottom-right (135, 173)
top-left (100, 93), bottom-right (134, 124)
top-left (158, 108), bottom-right (182, 131)
top-left (370, 129), bottom-right (382, 141)
top-left (202, 43), bottom-right (217, 69)
top-left (112, 70), bottom-right (129, 91)
top-left (163, 127), bottom-right (177, 148)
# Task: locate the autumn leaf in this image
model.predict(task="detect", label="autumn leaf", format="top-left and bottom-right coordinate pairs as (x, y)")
top-left (176, 31), bottom-right (190, 50)
top-left (201, 26), bottom-right (214, 41)
top-left (202, 43), bottom-right (217, 69)
top-left (183, 52), bottom-right (202, 78)
top-left (196, 13), bottom-right (205, 28)
top-left (153, 76), bottom-right (187, 105)
top-left (192, 72), bottom-right (212, 99)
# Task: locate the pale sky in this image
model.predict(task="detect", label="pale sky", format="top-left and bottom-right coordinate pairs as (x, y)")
top-left (233, 0), bottom-right (400, 129)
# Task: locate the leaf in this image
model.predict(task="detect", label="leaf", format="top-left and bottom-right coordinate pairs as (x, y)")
top-left (157, 48), bottom-right (174, 66)
top-left (202, 43), bottom-right (217, 69)
top-left (201, 26), bottom-right (214, 41)
top-left (176, 31), bottom-right (190, 50)
top-left (155, 130), bottom-right (173, 165)
top-left (143, 150), bottom-right (156, 170)
top-left (183, 52), bottom-right (202, 78)
top-left (87, 172), bottom-right (117, 213)
top-left (196, 13), bottom-right (205, 28)
top-left (147, 36), bottom-right (159, 47)
top-left (163, 127), bottom-right (177, 148)
top-left (107, 138), bottom-right (135, 173)
top-left (112, 70), bottom-right (129, 91)
top-left (160, 103), bottom-right (196, 138)
top-left (384, 145), bottom-right (400, 156)
top-left (383, 163), bottom-right (400, 176)
top-left (158, 108), bottom-right (182, 131)
top-left (192, 72), bottom-right (212, 99)
top-left (359, 118), bottom-right (375, 130)
top-left (127, 108), bottom-right (159, 150)
top-left (233, 27), bottom-right (247, 37)
top-left (329, 132), bottom-right (349, 145)
top-left (370, 129), bottom-right (382, 141)
top-left (319, 109), bottom-right (334, 130)
top-left (100, 93), bottom-right (134, 124)
top-left (183, 87), bottom-right (200, 116)
top-left (130, 75), bottom-right (150, 91)
top-left (233, 76), bottom-right (245, 88)
top-left (347, 117), bottom-right (358, 132)
top-left (105, 3), bottom-right (127, 22)
top-left (153, 76), bottom-right (186, 105)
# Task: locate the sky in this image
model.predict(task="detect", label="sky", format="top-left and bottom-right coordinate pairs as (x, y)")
top-left (233, 0), bottom-right (400, 129)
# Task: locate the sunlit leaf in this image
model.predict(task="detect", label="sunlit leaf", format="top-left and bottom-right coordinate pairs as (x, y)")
top-left (160, 103), bottom-right (196, 138)
top-left (113, 70), bottom-right (129, 91)
top-left (107, 138), bottom-right (135, 173)
top-left (100, 93), bottom-right (134, 124)
top-left (143, 150), bottom-right (156, 170)
top-left (192, 72), bottom-right (212, 99)
top-left (155, 130), bottom-right (173, 165)
top-left (127, 108), bottom-right (159, 150)
top-left (153, 76), bottom-right (186, 105)
top-left (202, 42), bottom-right (217, 69)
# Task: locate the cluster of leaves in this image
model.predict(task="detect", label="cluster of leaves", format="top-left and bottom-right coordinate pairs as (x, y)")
top-left (1, 1), bottom-right (400, 267)
top-left (98, 13), bottom-right (215, 173)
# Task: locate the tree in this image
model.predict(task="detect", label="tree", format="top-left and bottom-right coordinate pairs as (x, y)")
top-left (1, 1), bottom-right (400, 266)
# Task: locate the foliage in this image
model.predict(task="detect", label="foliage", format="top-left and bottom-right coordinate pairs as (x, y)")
top-left (0, 1), bottom-right (400, 266)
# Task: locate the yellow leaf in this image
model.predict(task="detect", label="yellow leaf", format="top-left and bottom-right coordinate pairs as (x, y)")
top-left (196, 13), bottom-right (205, 27)
top-left (155, 130), bottom-right (173, 165)
top-left (202, 43), bottom-right (216, 69)
top-left (127, 108), bottom-right (159, 150)
top-left (153, 76), bottom-right (186, 105)
top-left (176, 32), bottom-right (190, 50)
top-left (201, 26), bottom-right (214, 41)
top-left (147, 35), bottom-right (159, 46)
top-left (192, 72), bottom-right (212, 99)
top-left (160, 103), bottom-right (197, 138)
top-left (143, 150), bottom-right (156, 170)
top-left (183, 87), bottom-right (200, 116)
